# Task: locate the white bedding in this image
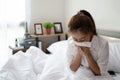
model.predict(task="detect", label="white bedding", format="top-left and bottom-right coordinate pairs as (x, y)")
top-left (112, 73), bottom-right (120, 80)
top-left (0, 46), bottom-right (113, 80)
top-left (0, 35), bottom-right (120, 80)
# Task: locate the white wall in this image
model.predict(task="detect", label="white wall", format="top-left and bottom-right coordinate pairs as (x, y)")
top-left (65, 0), bottom-right (120, 31)
top-left (27, 0), bottom-right (65, 34)
top-left (27, 0), bottom-right (120, 33)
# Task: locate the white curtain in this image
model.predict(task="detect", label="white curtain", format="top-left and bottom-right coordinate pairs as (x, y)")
top-left (0, 0), bottom-right (26, 68)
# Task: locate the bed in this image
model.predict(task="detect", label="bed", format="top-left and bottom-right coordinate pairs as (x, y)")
top-left (0, 29), bottom-right (120, 80)
top-left (47, 37), bottom-right (120, 80)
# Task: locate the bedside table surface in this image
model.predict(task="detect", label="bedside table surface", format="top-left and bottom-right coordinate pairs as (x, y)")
top-left (30, 33), bottom-right (67, 38)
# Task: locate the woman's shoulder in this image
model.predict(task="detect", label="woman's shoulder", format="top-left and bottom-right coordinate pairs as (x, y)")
top-left (92, 35), bottom-right (108, 46)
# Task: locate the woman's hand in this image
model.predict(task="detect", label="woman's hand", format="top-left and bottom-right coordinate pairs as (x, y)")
top-left (77, 46), bottom-right (84, 55)
top-left (80, 47), bottom-right (90, 56)
top-left (80, 46), bottom-right (101, 75)
top-left (70, 46), bottom-right (83, 72)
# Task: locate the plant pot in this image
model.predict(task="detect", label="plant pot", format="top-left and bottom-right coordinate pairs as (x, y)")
top-left (46, 28), bottom-right (51, 34)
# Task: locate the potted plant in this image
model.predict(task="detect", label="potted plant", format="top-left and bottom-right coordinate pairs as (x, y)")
top-left (43, 22), bottom-right (55, 34)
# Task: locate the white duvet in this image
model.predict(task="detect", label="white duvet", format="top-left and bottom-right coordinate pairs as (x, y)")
top-left (0, 46), bottom-right (113, 80)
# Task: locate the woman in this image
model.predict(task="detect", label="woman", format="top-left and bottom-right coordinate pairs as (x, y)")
top-left (66, 10), bottom-right (110, 79)
top-left (39, 10), bottom-right (111, 80)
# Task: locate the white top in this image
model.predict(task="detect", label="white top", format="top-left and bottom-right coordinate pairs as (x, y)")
top-left (66, 35), bottom-right (109, 76)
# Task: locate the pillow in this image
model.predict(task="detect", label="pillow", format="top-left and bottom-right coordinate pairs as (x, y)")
top-left (108, 42), bottom-right (120, 73)
top-left (101, 35), bottom-right (120, 72)
top-left (47, 40), bottom-right (68, 54)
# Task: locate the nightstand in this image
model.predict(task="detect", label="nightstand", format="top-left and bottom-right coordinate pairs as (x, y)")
top-left (30, 33), bottom-right (68, 47)
top-left (30, 33), bottom-right (68, 52)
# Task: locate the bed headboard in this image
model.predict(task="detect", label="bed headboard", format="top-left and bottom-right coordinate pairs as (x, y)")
top-left (97, 29), bottom-right (120, 38)
top-left (66, 29), bottom-right (120, 39)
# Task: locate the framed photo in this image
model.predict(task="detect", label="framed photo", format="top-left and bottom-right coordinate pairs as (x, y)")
top-left (54, 22), bottom-right (63, 34)
top-left (34, 23), bottom-right (43, 35)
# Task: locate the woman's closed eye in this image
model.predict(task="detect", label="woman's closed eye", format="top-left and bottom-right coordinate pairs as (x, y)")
top-left (73, 37), bottom-right (86, 42)
top-left (80, 38), bottom-right (86, 42)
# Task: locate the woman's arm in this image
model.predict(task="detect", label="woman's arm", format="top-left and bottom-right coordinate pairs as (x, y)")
top-left (82, 47), bottom-right (101, 75)
top-left (70, 47), bottom-right (83, 72)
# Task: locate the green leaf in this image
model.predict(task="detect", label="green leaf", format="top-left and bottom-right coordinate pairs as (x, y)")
top-left (43, 22), bottom-right (55, 28)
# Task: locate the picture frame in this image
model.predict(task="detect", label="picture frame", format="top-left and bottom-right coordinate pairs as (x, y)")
top-left (54, 22), bottom-right (63, 34)
top-left (34, 23), bottom-right (43, 35)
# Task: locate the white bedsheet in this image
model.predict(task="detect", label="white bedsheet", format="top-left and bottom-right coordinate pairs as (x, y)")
top-left (0, 46), bottom-right (114, 80)
top-left (112, 73), bottom-right (120, 80)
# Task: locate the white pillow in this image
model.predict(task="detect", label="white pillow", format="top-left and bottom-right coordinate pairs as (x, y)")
top-left (108, 42), bottom-right (120, 72)
top-left (47, 40), bottom-right (68, 54)
top-left (101, 35), bottom-right (120, 72)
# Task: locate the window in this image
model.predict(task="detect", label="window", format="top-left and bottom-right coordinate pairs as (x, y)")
top-left (0, 0), bottom-right (26, 66)
top-left (6, 0), bottom-right (26, 47)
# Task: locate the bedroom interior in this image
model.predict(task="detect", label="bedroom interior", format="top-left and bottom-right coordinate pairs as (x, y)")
top-left (0, 0), bottom-right (120, 80)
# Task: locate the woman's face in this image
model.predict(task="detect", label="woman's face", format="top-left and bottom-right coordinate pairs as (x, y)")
top-left (70, 30), bottom-right (92, 42)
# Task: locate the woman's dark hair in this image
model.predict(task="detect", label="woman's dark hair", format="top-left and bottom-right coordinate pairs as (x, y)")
top-left (68, 10), bottom-right (97, 35)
